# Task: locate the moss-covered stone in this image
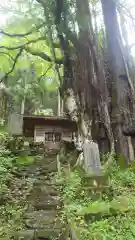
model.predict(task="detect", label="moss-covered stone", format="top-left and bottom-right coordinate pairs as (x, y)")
top-left (81, 175), bottom-right (108, 187)
top-left (36, 228), bottom-right (61, 239)
top-left (25, 210), bottom-right (61, 229)
top-left (76, 197), bottom-right (131, 223)
top-left (14, 230), bottom-right (35, 240)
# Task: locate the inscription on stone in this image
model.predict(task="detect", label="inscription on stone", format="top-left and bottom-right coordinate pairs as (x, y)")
top-left (83, 141), bottom-right (101, 176)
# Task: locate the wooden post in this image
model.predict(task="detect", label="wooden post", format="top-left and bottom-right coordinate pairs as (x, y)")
top-left (127, 136), bottom-right (134, 161)
top-left (57, 89), bottom-right (61, 116)
top-left (57, 154), bottom-right (61, 176)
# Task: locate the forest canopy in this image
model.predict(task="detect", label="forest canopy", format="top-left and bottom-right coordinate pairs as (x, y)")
top-left (0, 0), bottom-right (135, 162)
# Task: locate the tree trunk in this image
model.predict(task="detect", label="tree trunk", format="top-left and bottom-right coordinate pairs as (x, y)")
top-left (75, 0), bottom-right (114, 151)
top-left (118, 6), bottom-right (135, 90)
top-left (61, 99), bottom-right (64, 116)
top-left (55, 0), bottom-right (114, 155)
top-left (101, 0), bottom-right (134, 163)
top-left (57, 89), bottom-right (61, 116)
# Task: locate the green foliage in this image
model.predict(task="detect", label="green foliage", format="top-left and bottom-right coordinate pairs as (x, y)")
top-left (113, 169), bottom-right (135, 186)
top-left (4, 136), bottom-right (25, 152)
top-left (15, 155), bottom-right (35, 166)
top-left (0, 132), bottom-right (8, 145)
top-left (58, 164), bottom-right (135, 240)
top-left (0, 147), bottom-right (36, 239)
top-left (0, 0), bottom-right (61, 116)
top-left (34, 108), bottom-right (54, 116)
top-left (6, 63), bottom-right (58, 114)
top-left (60, 170), bottom-right (82, 202)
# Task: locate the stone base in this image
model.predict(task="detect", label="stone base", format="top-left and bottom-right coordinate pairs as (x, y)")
top-left (81, 174), bottom-right (108, 187)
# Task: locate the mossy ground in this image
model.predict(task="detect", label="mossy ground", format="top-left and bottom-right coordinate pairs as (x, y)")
top-left (58, 163), bottom-right (135, 240)
top-left (0, 151), bottom-right (34, 239)
top-left (1, 146), bottom-right (135, 240)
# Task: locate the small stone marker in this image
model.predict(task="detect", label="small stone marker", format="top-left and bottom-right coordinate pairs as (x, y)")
top-left (8, 113), bottom-right (23, 135)
top-left (83, 141), bottom-right (101, 176)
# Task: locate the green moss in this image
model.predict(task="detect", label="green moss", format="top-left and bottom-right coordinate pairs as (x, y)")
top-left (59, 165), bottom-right (135, 240)
top-left (15, 155), bottom-right (35, 166)
top-left (0, 151), bottom-right (33, 239)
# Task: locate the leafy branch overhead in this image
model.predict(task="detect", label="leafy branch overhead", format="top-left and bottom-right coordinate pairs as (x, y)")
top-left (0, 37), bottom-right (45, 50)
top-left (24, 46), bottom-right (63, 64)
top-left (0, 49), bottom-right (23, 82)
top-left (0, 36), bottom-right (62, 62)
top-left (0, 23), bottom-right (45, 38)
top-left (0, 16), bottom-right (63, 79)
top-left (0, 0), bottom-right (135, 169)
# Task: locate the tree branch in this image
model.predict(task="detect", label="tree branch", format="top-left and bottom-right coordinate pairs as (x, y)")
top-left (0, 23), bottom-right (45, 38)
top-left (23, 46), bottom-right (63, 64)
top-left (38, 64), bottom-right (53, 82)
top-left (0, 36), bottom-right (60, 55)
top-left (0, 36), bottom-right (45, 51)
top-left (0, 37), bottom-right (62, 65)
top-left (0, 49), bottom-right (23, 83)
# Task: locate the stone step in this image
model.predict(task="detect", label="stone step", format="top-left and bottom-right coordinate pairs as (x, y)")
top-left (14, 228), bottom-right (62, 239)
top-left (14, 230), bottom-right (35, 240)
top-left (15, 164), bottom-right (57, 177)
top-left (33, 175), bottom-right (51, 183)
top-left (15, 166), bottom-right (41, 177)
top-left (13, 153), bottom-right (63, 239)
top-left (33, 195), bottom-right (61, 210)
top-left (36, 228), bottom-right (61, 239)
top-left (34, 178), bottom-right (60, 187)
top-left (25, 210), bottom-right (62, 229)
top-left (39, 162), bottom-right (57, 173)
top-left (35, 156), bottom-right (57, 165)
top-left (30, 185), bottom-right (59, 197)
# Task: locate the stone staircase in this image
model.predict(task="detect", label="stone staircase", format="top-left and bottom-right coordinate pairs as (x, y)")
top-left (15, 154), bottom-right (65, 240)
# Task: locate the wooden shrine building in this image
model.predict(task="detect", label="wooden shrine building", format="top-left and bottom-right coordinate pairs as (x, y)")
top-left (8, 114), bottom-right (77, 150)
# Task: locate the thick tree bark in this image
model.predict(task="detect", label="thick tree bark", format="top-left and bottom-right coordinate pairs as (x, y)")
top-left (75, 0), bottom-right (114, 151)
top-left (54, 0), bottom-right (114, 157)
top-left (101, 0), bottom-right (134, 163)
top-left (55, 0), bottom-right (91, 145)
